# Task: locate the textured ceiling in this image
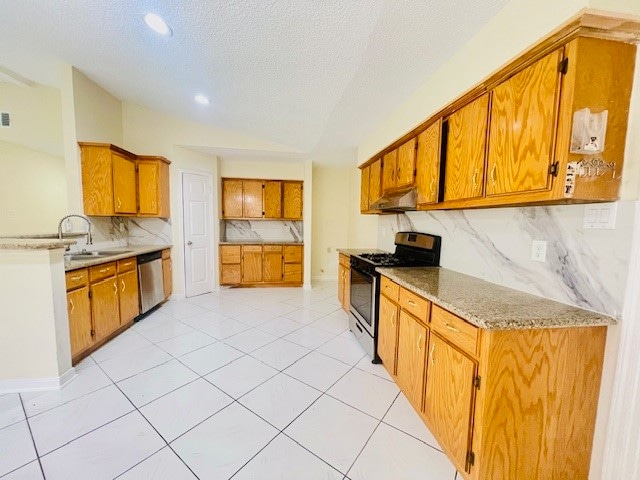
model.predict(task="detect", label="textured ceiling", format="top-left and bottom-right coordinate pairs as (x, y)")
top-left (0, 0), bottom-right (509, 158)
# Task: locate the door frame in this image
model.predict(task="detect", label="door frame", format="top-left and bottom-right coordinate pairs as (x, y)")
top-left (180, 170), bottom-right (217, 297)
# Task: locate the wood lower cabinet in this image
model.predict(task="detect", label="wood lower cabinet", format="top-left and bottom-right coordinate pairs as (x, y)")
top-left (396, 310), bottom-right (428, 410)
top-left (378, 293), bottom-right (400, 377)
top-left (263, 246), bottom-right (283, 282)
top-left (337, 254), bottom-right (350, 311)
top-left (91, 276), bottom-right (121, 341)
top-left (66, 286), bottom-right (92, 357)
top-left (162, 249), bottom-right (172, 299)
top-left (379, 275), bottom-right (608, 479)
top-left (220, 244), bottom-right (303, 286)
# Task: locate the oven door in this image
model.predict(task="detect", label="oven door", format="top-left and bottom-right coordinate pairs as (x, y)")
top-left (349, 266), bottom-right (377, 337)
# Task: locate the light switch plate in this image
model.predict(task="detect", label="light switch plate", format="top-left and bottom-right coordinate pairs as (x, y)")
top-left (583, 203), bottom-right (617, 229)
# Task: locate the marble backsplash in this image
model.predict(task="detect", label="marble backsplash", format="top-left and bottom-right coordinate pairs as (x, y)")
top-left (69, 217), bottom-right (172, 251)
top-left (222, 220), bottom-right (303, 243)
top-left (377, 201), bottom-right (636, 319)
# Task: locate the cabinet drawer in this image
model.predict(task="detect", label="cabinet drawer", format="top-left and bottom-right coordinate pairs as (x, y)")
top-left (339, 254), bottom-right (350, 268)
top-left (221, 245), bottom-right (241, 264)
top-left (399, 288), bottom-right (430, 323)
top-left (263, 245), bottom-right (283, 253)
top-left (380, 276), bottom-right (399, 302)
top-left (89, 262), bottom-right (117, 283)
top-left (431, 304), bottom-right (479, 357)
top-left (242, 245), bottom-right (262, 253)
top-left (284, 263), bottom-right (302, 283)
top-left (117, 257), bottom-right (137, 273)
top-left (65, 269), bottom-right (88, 291)
top-left (284, 245), bottom-right (303, 263)
top-left (221, 264), bottom-right (241, 284)
top-left (161, 249), bottom-right (170, 259)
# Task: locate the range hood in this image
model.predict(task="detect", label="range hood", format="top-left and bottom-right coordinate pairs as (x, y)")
top-left (369, 188), bottom-right (417, 211)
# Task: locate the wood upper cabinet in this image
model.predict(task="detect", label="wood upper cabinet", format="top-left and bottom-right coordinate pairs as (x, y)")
top-left (112, 152), bottom-right (137, 214)
top-left (118, 269), bottom-right (139, 324)
top-left (91, 276), bottom-right (121, 341)
top-left (222, 178), bottom-right (302, 220)
top-left (360, 165), bottom-right (370, 213)
top-left (80, 144), bottom-right (170, 218)
top-left (424, 333), bottom-right (477, 473)
top-left (396, 310), bottom-right (428, 410)
top-left (361, 158), bottom-right (383, 213)
top-left (444, 94), bottom-right (489, 202)
top-left (242, 245), bottom-right (263, 283)
top-left (263, 181), bottom-right (282, 218)
top-left (396, 138), bottom-right (417, 188)
top-left (263, 245), bottom-right (283, 283)
top-left (378, 293), bottom-right (400, 377)
top-left (415, 120), bottom-right (442, 205)
top-left (222, 179), bottom-right (244, 218)
top-left (137, 156), bottom-right (171, 218)
top-left (487, 50), bottom-right (561, 197)
top-left (382, 150), bottom-right (398, 192)
top-left (67, 286), bottom-right (92, 358)
top-left (243, 180), bottom-right (264, 218)
top-left (283, 181), bottom-right (303, 219)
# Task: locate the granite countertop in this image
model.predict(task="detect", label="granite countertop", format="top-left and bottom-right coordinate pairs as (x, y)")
top-left (337, 248), bottom-right (390, 256)
top-left (65, 245), bottom-right (172, 271)
top-left (220, 241), bottom-right (304, 245)
top-left (377, 267), bottom-right (616, 330)
top-left (0, 238), bottom-right (77, 250)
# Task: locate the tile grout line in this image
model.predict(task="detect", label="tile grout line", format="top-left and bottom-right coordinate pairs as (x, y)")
top-left (18, 394), bottom-right (47, 480)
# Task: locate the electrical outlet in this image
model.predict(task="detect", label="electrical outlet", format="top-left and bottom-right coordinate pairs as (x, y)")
top-left (6, 209), bottom-right (16, 218)
top-left (326, 247), bottom-right (331, 253)
top-left (531, 240), bottom-right (547, 263)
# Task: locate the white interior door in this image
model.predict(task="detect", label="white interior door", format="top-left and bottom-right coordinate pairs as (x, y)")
top-left (182, 172), bottom-right (213, 297)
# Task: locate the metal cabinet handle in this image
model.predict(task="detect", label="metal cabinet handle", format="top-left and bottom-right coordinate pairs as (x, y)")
top-left (391, 314), bottom-right (396, 327)
top-left (490, 164), bottom-right (497, 186)
top-left (99, 268), bottom-right (108, 273)
top-left (70, 275), bottom-right (83, 281)
top-left (407, 300), bottom-right (417, 307)
top-left (113, 282), bottom-right (118, 296)
top-left (445, 323), bottom-right (460, 333)
top-left (429, 178), bottom-right (436, 197)
top-left (121, 279), bottom-right (126, 292)
top-left (429, 343), bottom-right (435, 365)
top-left (69, 298), bottom-right (75, 314)
top-left (472, 169), bottom-right (478, 189)
top-left (417, 334), bottom-right (422, 351)
top-left (117, 198), bottom-right (122, 209)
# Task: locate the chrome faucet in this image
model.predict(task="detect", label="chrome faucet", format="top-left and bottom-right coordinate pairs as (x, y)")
top-left (58, 214), bottom-right (93, 247)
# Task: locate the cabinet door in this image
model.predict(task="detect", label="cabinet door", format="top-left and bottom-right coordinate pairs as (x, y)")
top-left (119, 270), bottom-right (139, 324)
top-left (243, 180), bottom-right (264, 218)
top-left (378, 294), bottom-right (400, 376)
top-left (487, 50), bottom-right (561, 196)
top-left (162, 258), bottom-right (172, 299)
top-left (369, 158), bottom-right (382, 205)
top-left (283, 182), bottom-right (303, 219)
top-left (397, 311), bottom-right (428, 410)
top-left (263, 181), bottom-right (282, 218)
top-left (444, 94), bottom-right (489, 201)
top-left (220, 245), bottom-right (241, 264)
top-left (222, 180), bottom-right (243, 218)
top-left (284, 263), bottom-right (302, 284)
top-left (338, 264), bottom-right (349, 310)
top-left (91, 277), bottom-right (121, 341)
top-left (396, 138), bottom-right (417, 188)
top-left (221, 264), bottom-right (241, 284)
top-left (137, 160), bottom-right (159, 215)
top-left (424, 334), bottom-right (477, 471)
top-left (382, 150), bottom-right (398, 192)
top-left (360, 165), bottom-right (370, 213)
top-left (242, 246), bottom-right (263, 283)
top-left (263, 248), bottom-right (283, 283)
top-left (112, 152), bottom-right (137, 214)
top-left (416, 120), bottom-right (442, 205)
top-left (67, 287), bottom-right (92, 357)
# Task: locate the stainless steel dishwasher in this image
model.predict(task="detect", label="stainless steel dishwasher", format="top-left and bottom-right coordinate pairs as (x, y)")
top-left (138, 251), bottom-right (165, 314)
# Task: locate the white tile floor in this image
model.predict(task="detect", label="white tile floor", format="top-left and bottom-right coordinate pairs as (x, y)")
top-left (0, 282), bottom-right (459, 480)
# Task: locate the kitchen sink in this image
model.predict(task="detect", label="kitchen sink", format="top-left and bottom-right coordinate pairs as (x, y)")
top-left (64, 250), bottom-right (134, 261)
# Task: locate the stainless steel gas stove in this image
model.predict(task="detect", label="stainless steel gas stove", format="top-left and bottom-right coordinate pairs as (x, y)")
top-left (349, 232), bottom-right (441, 362)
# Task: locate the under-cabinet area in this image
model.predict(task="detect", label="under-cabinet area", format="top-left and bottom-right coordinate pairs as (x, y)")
top-left (360, 36), bottom-right (636, 213)
top-left (220, 243), bottom-right (303, 286)
top-left (376, 268), bottom-right (612, 480)
top-left (65, 246), bottom-right (172, 364)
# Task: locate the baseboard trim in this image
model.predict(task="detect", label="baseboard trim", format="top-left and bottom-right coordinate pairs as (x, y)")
top-left (0, 367), bottom-right (77, 394)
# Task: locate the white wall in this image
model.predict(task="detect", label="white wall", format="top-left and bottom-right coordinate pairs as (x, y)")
top-left (0, 141), bottom-right (67, 235)
top-left (356, 1), bottom-right (640, 478)
top-left (220, 158), bottom-right (305, 180)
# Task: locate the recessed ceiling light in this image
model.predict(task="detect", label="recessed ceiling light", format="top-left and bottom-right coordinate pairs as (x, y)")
top-left (144, 13), bottom-right (172, 36)
top-left (194, 95), bottom-right (211, 105)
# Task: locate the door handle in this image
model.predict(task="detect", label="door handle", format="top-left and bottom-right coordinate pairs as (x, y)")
top-left (187, 241), bottom-right (193, 246)
top-left (113, 282), bottom-right (118, 296)
top-left (69, 298), bottom-right (75, 314)
top-left (121, 279), bottom-right (126, 292)
top-left (429, 343), bottom-right (435, 366)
